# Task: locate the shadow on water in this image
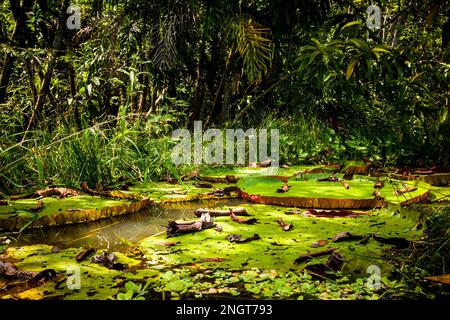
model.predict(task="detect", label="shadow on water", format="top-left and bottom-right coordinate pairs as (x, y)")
top-left (14, 199), bottom-right (246, 251)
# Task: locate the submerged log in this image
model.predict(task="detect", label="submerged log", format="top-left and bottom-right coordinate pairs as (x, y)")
top-left (194, 207), bottom-right (248, 217)
top-left (167, 213), bottom-right (214, 237)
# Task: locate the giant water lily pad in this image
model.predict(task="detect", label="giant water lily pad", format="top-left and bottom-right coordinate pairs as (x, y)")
top-left (393, 173), bottom-right (450, 186)
top-left (0, 196), bottom-right (151, 231)
top-left (128, 181), bottom-right (237, 203)
top-left (139, 203), bottom-right (422, 275)
top-left (200, 165), bottom-right (323, 178)
top-left (237, 176), bottom-right (430, 209)
top-left (0, 244), bottom-right (158, 300)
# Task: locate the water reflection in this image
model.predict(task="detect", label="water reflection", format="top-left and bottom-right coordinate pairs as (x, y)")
top-left (15, 199), bottom-right (245, 251)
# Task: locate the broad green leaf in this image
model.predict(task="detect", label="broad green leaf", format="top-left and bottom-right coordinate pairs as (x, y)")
top-left (346, 60), bottom-right (358, 80)
top-left (341, 20), bottom-right (362, 31)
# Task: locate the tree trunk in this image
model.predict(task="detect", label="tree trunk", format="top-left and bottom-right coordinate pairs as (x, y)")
top-left (208, 50), bottom-right (233, 125)
top-left (0, 54), bottom-right (13, 103)
top-left (190, 41), bottom-right (206, 124)
top-left (23, 0), bottom-right (69, 136)
top-left (0, 0), bottom-right (34, 103)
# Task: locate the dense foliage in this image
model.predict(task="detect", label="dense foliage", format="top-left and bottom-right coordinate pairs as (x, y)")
top-left (0, 0), bottom-right (449, 193)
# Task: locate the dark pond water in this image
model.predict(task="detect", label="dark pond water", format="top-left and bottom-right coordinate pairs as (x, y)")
top-left (13, 199), bottom-right (245, 251)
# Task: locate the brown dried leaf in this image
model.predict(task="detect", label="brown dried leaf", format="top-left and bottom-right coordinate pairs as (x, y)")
top-left (333, 231), bottom-right (364, 242)
top-left (30, 200), bottom-right (44, 213)
top-left (374, 181), bottom-right (385, 189)
top-left (394, 185), bottom-right (418, 196)
top-left (230, 212), bottom-right (258, 225)
top-left (226, 234), bottom-right (260, 243)
top-left (156, 241), bottom-right (179, 247)
top-left (311, 240), bottom-right (329, 248)
top-left (258, 160), bottom-right (272, 167)
top-left (200, 258), bottom-right (226, 263)
top-left (36, 187), bottom-right (80, 198)
top-left (277, 218), bottom-right (293, 231)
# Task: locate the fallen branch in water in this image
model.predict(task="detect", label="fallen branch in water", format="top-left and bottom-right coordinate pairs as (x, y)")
top-left (194, 207), bottom-right (248, 217)
top-left (75, 248), bottom-right (95, 262)
top-left (167, 213), bottom-right (215, 237)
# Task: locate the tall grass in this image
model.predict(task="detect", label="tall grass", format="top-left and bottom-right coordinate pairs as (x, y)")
top-left (257, 113), bottom-right (345, 164)
top-left (0, 112), bottom-right (188, 194)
